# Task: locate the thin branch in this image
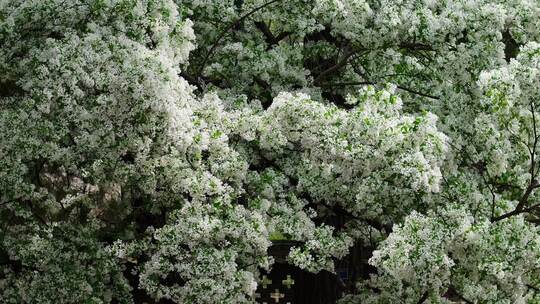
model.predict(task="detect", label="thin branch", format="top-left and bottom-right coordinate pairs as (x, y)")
top-left (352, 61), bottom-right (372, 81)
top-left (319, 81), bottom-right (374, 87)
top-left (394, 85), bottom-right (440, 100)
top-left (417, 291), bottom-right (429, 304)
top-left (530, 101), bottom-right (538, 178)
top-left (479, 170), bottom-right (497, 220)
top-left (527, 284), bottom-right (540, 293)
top-left (27, 201), bottom-right (48, 226)
top-left (0, 200), bottom-right (15, 207)
top-left (444, 285), bottom-right (474, 304)
top-left (492, 196), bottom-right (540, 222)
top-left (313, 47), bottom-right (359, 85)
top-left (319, 81), bottom-right (440, 99)
top-left (197, 0), bottom-right (283, 80)
top-left (493, 102), bottom-right (540, 222)
top-left (317, 200), bottom-right (385, 231)
top-left (399, 42), bottom-right (434, 52)
top-left (254, 21), bottom-right (291, 50)
top-left (456, 292), bottom-right (473, 304)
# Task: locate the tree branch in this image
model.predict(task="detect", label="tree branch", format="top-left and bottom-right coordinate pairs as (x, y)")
top-left (313, 47), bottom-right (358, 85)
top-left (444, 285), bottom-right (473, 304)
top-left (527, 283), bottom-right (540, 293)
top-left (319, 81), bottom-right (440, 100)
top-left (492, 200), bottom-right (540, 222)
top-left (417, 291), bottom-right (429, 304)
top-left (254, 21), bottom-right (291, 50)
top-left (492, 101), bottom-right (540, 222)
top-left (317, 200), bottom-right (385, 231)
top-left (197, 0), bottom-right (283, 80)
top-left (394, 85), bottom-right (440, 100)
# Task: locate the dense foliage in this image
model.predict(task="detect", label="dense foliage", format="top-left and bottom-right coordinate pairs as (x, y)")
top-left (1, 0), bottom-right (540, 303)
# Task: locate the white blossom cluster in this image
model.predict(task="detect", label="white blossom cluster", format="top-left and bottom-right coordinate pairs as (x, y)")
top-left (1, 0), bottom-right (540, 303)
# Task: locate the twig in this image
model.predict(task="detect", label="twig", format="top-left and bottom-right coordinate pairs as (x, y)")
top-left (318, 81), bottom-right (440, 100)
top-left (492, 101), bottom-right (540, 222)
top-left (313, 48), bottom-right (358, 85)
top-left (197, 0), bottom-right (283, 80)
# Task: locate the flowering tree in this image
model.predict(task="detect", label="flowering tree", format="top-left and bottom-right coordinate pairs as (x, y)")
top-left (1, 0), bottom-right (540, 303)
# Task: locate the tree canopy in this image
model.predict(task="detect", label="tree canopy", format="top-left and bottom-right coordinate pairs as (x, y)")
top-left (1, 0), bottom-right (540, 303)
